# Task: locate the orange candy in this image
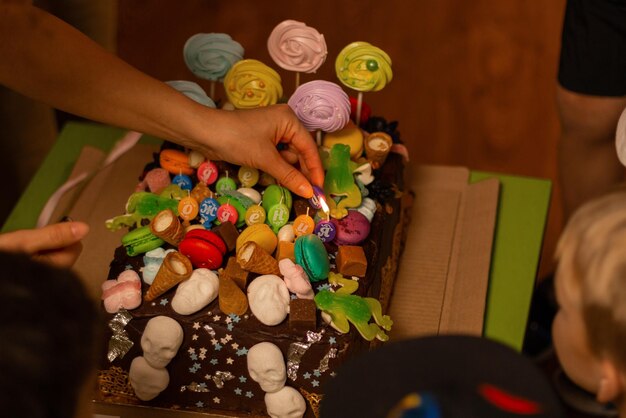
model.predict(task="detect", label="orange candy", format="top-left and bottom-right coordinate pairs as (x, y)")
top-left (160, 149), bottom-right (194, 176)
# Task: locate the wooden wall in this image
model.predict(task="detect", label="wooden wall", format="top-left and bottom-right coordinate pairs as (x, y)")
top-left (118, 0), bottom-right (566, 278)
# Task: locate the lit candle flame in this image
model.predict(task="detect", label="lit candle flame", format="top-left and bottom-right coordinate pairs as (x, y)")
top-left (319, 194), bottom-right (330, 214)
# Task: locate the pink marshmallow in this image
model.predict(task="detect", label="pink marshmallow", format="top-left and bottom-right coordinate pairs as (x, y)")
top-left (101, 270), bottom-right (142, 313)
top-left (279, 259), bottom-right (314, 299)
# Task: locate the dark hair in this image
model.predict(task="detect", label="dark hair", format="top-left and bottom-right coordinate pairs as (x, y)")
top-left (0, 252), bottom-right (101, 418)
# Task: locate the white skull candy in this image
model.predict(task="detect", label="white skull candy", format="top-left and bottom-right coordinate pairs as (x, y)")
top-left (128, 356), bottom-right (170, 401)
top-left (247, 342), bottom-right (286, 393)
top-left (171, 268), bottom-right (219, 315)
top-left (265, 386), bottom-right (306, 418)
top-left (247, 275), bottom-right (290, 326)
top-left (141, 316), bottom-right (183, 368)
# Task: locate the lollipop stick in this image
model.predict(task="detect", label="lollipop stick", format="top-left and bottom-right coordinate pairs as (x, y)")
top-left (210, 81), bottom-right (216, 100)
top-left (316, 130), bottom-right (322, 146)
top-left (356, 92), bottom-right (363, 127)
top-left (295, 72), bottom-right (301, 90)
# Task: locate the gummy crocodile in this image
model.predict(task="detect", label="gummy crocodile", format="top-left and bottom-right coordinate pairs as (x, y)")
top-left (105, 188), bottom-right (181, 231)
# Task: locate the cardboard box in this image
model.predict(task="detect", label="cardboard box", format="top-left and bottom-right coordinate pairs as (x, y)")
top-left (56, 145), bottom-right (498, 417)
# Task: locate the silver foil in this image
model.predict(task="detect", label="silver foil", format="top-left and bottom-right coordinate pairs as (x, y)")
top-left (106, 309), bottom-right (134, 362)
top-left (181, 382), bottom-right (210, 393)
top-left (287, 330), bottom-right (324, 381)
top-left (318, 347), bottom-right (337, 374)
top-left (212, 371), bottom-right (235, 389)
top-left (203, 324), bottom-right (216, 337)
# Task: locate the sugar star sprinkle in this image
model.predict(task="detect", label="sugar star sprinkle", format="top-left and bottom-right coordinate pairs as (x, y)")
top-left (225, 334), bottom-right (233, 342)
top-left (234, 388), bottom-right (242, 395)
top-left (210, 358), bottom-right (218, 365)
top-left (214, 343), bottom-right (223, 351)
top-left (313, 369), bottom-right (321, 377)
top-left (213, 315), bottom-right (221, 321)
top-left (193, 322), bottom-right (201, 330)
top-left (188, 347), bottom-right (196, 355)
top-left (303, 372), bottom-right (311, 379)
top-left (316, 283), bottom-right (331, 291)
top-left (236, 347), bottom-right (248, 356)
top-left (213, 397), bottom-right (220, 404)
top-left (160, 298), bottom-right (169, 306)
top-left (231, 343), bottom-right (239, 350)
top-left (190, 353), bottom-right (198, 361)
top-left (312, 380), bottom-right (320, 387)
top-left (227, 323), bottom-right (234, 331)
top-left (229, 314), bottom-right (241, 323)
top-left (245, 391), bottom-right (254, 398)
top-left (192, 334), bottom-right (199, 341)
top-left (329, 337), bottom-right (337, 344)
top-left (211, 338), bottom-right (218, 345)
top-left (226, 357), bottom-right (234, 365)
top-left (239, 375), bottom-right (247, 383)
top-left (225, 316), bottom-right (232, 324)
top-left (196, 401), bottom-right (204, 408)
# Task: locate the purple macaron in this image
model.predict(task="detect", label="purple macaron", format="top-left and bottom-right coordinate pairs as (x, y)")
top-left (331, 210), bottom-right (371, 246)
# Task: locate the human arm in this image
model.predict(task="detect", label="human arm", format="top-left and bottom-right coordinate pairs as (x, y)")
top-left (0, 3), bottom-right (323, 197)
top-left (0, 221), bottom-right (89, 268)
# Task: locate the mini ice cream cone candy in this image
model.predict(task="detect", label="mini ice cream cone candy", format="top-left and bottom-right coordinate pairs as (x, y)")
top-left (218, 274), bottom-right (248, 316)
top-left (364, 132), bottom-right (393, 169)
top-left (150, 209), bottom-right (185, 246)
top-left (237, 241), bottom-right (280, 275)
top-left (145, 251), bottom-right (193, 301)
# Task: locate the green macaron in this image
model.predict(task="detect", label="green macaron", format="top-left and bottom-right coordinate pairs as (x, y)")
top-left (121, 226), bottom-right (165, 257)
top-left (294, 234), bottom-right (330, 282)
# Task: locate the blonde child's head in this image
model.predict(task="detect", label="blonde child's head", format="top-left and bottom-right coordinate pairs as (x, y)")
top-left (553, 185), bottom-right (626, 406)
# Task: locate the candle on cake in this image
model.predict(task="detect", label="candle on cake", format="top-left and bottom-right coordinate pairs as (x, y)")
top-left (267, 19), bottom-right (327, 90)
top-left (224, 59), bottom-right (283, 109)
top-left (183, 33), bottom-right (244, 100)
top-left (335, 41), bottom-right (393, 126)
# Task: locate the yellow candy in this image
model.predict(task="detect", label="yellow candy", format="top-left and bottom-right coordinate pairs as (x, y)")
top-left (236, 223), bottom-right (278, 255)
top-left (322, 122), bottom-right (364, 159)
top-left (238, 166), bottom-right (260, 188)
top-left (335, 42), bottom-right (392, 92)
top-left (224, 59), bottom-right (283, 109)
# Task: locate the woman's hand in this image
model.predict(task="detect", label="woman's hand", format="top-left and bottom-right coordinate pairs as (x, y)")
top-left (188, 104), bottom-right (324, 198)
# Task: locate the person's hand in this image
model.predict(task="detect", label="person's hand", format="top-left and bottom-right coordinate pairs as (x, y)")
top-left (190, 104), bottom-right (324, 198)
top-left (0, 221), bottom-right (89, 268)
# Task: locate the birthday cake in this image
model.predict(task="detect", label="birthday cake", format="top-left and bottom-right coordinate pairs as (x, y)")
top-left (96, 22), bottom-right (409, 418)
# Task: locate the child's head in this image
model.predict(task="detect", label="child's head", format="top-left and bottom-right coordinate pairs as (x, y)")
top-left (0, 251), bottom-right (101, 418)
top-left (553, 186), bottom-right (626, 404)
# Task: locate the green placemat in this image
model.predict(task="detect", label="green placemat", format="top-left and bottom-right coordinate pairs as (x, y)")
top-left (2, 122), bottom-right (161, 232)
top-left (471, 171), bottom-right (551, 350)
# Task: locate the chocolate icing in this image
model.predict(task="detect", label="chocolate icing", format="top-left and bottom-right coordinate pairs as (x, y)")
top-left (97, 150), bottom-right (408, 417)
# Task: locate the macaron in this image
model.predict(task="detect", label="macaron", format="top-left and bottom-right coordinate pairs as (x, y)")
top-left (179, 229), bottom-right (227, 269)
top-left (122, 226), bottom-right (165, 257)
top-left (294, 234), bottom-right (330, 282)
top-left (261, 184), bottom-right (293, 214)
top-left (236, 223), bottom-right (278, 255)
top-left (322, 121), bottom-right (364, 159)
top-left (331, 210), bottom-right (371, 246)
top-left (159, 149), bottom-right (194, 176)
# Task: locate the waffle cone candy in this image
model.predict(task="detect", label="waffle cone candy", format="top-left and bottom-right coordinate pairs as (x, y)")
top-left (145, 251), bottom-right (193, 301)
top-left (364, 132), bottom-right (393, 169)
top-left (150, 209), bottom-right (185, 246)
top-left (236, 241), bottom-right (280, 275)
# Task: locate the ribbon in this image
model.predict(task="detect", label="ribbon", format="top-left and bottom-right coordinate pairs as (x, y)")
top-left (37, 130), bottom-right (142, 228)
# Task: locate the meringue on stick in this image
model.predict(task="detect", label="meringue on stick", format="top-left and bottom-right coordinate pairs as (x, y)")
top-left (183, 33), bottom-right (244, 100)
top-left (335, 41), bottom-right (393, 126)
top-left (288, 80), bottom-right (351, 147)
top-left (267, 20), bottom-right (327, 91)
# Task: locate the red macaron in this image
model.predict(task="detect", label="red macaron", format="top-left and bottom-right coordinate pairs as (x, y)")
top-left (179, 229), bottom-right (227, 270)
